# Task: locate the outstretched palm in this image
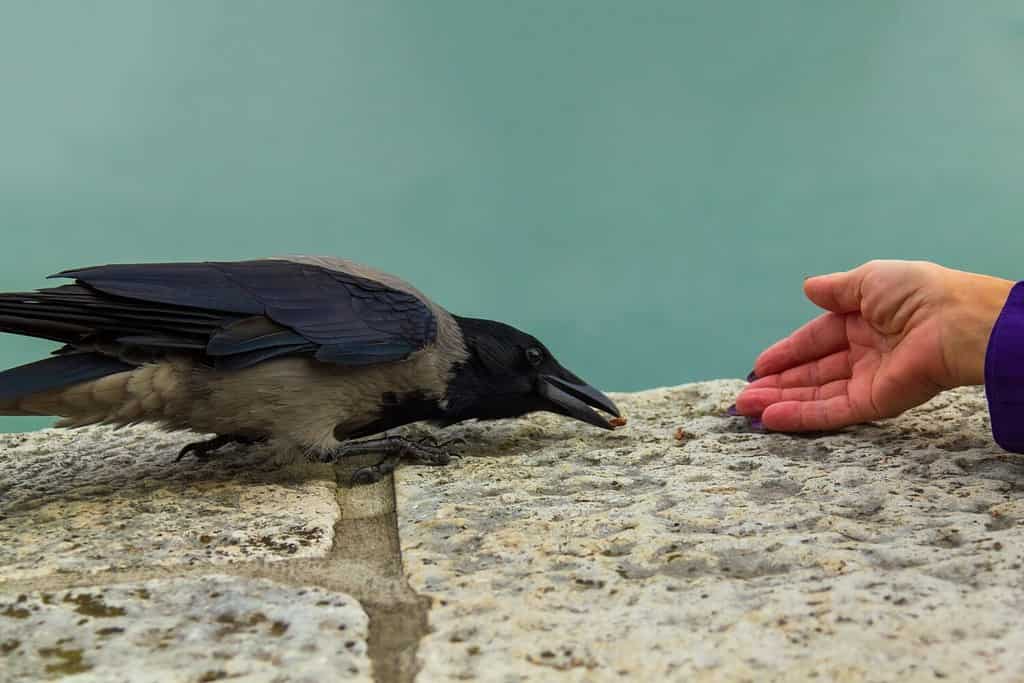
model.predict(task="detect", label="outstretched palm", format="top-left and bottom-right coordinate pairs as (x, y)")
top-left (735, 261), bottom-right (1008, 431)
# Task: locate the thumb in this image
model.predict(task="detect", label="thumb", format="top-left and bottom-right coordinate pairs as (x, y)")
top-left (803, 266), bottom-right (867, 314)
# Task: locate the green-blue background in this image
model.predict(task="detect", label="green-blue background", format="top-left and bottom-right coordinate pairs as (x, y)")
top-left (2, 1), bottom-right (1023, 432)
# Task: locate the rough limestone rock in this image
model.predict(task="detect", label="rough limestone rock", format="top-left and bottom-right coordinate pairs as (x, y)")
top-left (3, 380), bottom-right (1024, 682)
top-left (0, 575), bottom-right (370, 682)
top-left (0, 427), bottom-right (338, 582)
top-left (397, 381), bottom-right (1024, 682)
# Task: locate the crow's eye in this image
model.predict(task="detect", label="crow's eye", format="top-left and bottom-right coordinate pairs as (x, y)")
top-left (525, 347), bottom-right (544, 366)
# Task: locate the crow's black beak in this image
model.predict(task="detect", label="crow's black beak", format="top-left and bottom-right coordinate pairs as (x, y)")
top-left (538, 374), bottom-right (620, 430)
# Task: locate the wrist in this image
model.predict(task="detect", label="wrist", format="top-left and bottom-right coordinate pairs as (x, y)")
top-left (943, 272), bottom-right (1015, 386)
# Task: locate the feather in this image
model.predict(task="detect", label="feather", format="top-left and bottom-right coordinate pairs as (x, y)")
top-left (0, 353), bottom-right (133, 401)
top-left (56, 259), bottom-right (437, 365)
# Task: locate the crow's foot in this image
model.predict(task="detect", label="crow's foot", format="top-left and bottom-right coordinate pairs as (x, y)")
top-left (175, 434), bottom-right (266, 463)
top-left (414, 434), bottom-right (469, 451)
top-left (325, 435), bottom-right (462, 485)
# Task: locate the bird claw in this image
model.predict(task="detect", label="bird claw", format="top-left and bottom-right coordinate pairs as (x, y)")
top-left (331, 434), bottom-right (462, 484)
top-left (416, 434), bottom-right (467, 450)
top-left (437, 436), bottom-right (468, 450)
top-left (350, 465), bottom-right (387, 485)
top-left (174, 434), bottom-right (265, 463)
top-left (176, 436), bottom-right (233, 462)
top-left (350, 456), bottom-right (401, 485)
top-left (175, 442), bottom-right (212, 463)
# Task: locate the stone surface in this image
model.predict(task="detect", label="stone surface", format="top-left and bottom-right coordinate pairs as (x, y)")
top-left (397, 381), bottom-right (1024, 682)
top-left (6, 381), bottom-right (1024, 682)
top-left (0, 575), bottom-right (370, 682)
top-left (0, 426), bottom-right (338, 582)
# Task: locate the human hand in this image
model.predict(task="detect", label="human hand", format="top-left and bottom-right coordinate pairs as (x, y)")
top-left (734, 260), bottom-right (1014, 431)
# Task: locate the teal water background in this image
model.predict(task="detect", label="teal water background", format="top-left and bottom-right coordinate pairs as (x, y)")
top-left (2, 1), bottom-right (1024, 432)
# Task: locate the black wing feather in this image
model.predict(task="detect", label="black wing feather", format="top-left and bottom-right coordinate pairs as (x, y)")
top-left (52, 263), bottom-right (264, 314)
top-left (55, 260), bottom-right (437, 366)
top-left (0, 353), bottom-right (134, 401)
top-left (0, 259), bottom-right (438, 403)
top-left (206, 317), bottom-right (310, 356)
top-left (0, 258), bottom-right (437, 405)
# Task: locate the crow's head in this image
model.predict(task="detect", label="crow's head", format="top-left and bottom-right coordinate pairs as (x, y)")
top-left (445, 316), bottom-right (620, 429)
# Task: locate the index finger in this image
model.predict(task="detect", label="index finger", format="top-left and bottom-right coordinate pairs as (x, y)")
top-left (753, 312), bottom-right (849, 378)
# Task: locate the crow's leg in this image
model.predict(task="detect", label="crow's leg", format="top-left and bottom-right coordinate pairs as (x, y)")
top-left (175, 434), bottom-right (267, 463)
top-left (325, 435), bottom-right (460, 485)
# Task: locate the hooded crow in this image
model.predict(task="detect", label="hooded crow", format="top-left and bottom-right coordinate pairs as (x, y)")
top-left (0, 256), bottom-right (620, 482)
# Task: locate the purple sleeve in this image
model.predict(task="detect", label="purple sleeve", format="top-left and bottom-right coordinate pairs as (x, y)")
top-left (985, 281), bottom-right (1024, 452)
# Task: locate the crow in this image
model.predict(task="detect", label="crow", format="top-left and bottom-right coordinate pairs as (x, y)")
top-left (0, 256), bottom-right (620, 483)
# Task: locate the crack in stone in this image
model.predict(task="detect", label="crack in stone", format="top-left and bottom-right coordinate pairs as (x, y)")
top-left (329, 470), bottom-right (430, 683)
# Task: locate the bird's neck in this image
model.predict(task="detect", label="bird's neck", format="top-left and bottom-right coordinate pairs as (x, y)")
top-left (444, 316), bottom-right (501, 420)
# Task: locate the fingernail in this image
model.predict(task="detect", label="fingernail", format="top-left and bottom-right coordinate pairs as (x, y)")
top-left (726, 404), bottom-right (738, 416)
top-left (746, 370), bottom-right (758, 382)
top-left (749, 417), bottom-right (766, 432)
